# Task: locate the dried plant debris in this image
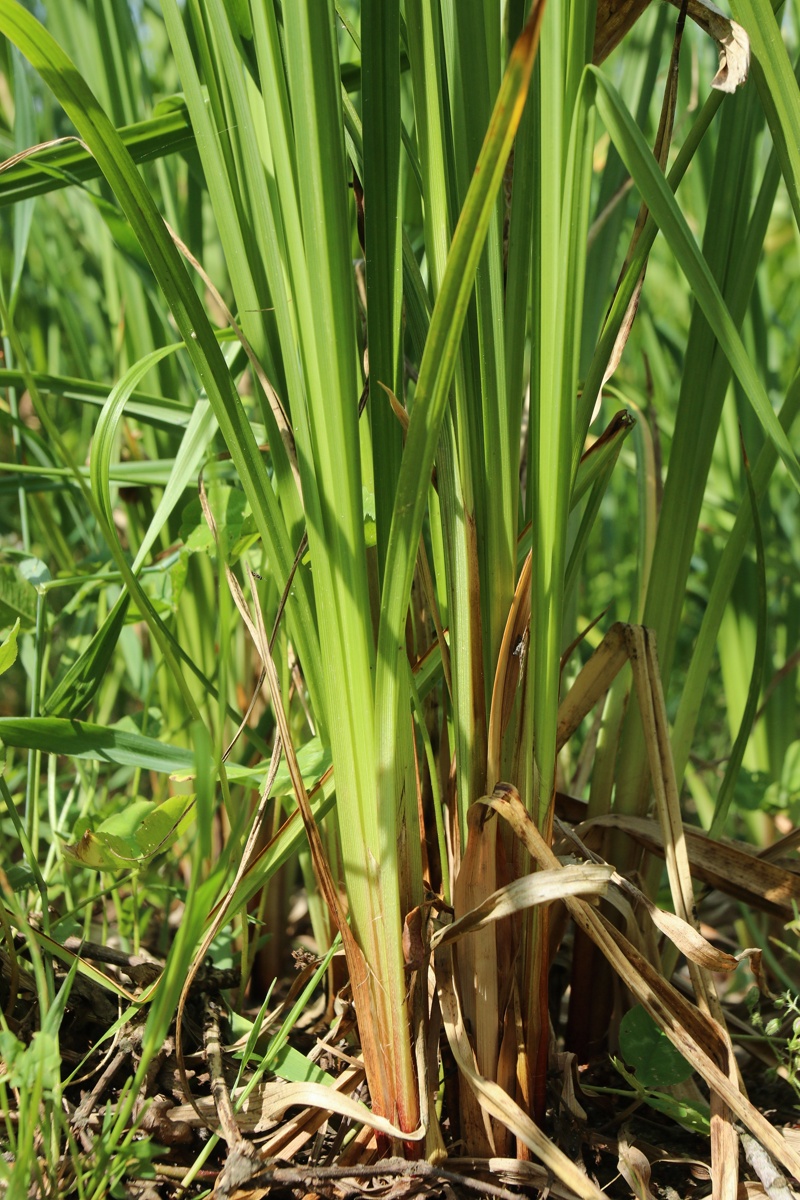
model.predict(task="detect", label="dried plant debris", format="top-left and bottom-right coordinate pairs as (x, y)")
top-left (4, 849), bottom-right (800, 1200)
top-left (594, 0), bottom-right (749, 92)
top-left (580, 812), bottom-right (800, 921)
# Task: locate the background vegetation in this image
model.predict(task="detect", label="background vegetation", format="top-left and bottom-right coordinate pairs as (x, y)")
top-left (1, 0), bottom-right (800, 1197)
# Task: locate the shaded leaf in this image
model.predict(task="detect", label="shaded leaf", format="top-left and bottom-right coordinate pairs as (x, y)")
top-left (0, 564), bottom-right (37, 629)
top-left (63, 794), bottom-right (194, 870)
top-left (619, 1004), bottom-right (694, 1088)
top-left (0, 619), bottom-right (20, 676)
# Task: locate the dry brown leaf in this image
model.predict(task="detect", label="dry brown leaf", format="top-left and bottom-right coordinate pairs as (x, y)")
top-left (563, 621), bottom-right (742, 1197)
top-left (555, 1051), bottom-right (588, 1124)
top-left (617, 1126), bottom-right (657, 1200)
top-left (256, 1069), bottom-right (366, 1162)
top-left (557, 622), bottom-right (630, 752)
top-left (582, 813), bottom-right (800, 920)
top-left (611, 871), bottom-right (745, 972)
top-left (432, 863), bottom-right (611, 949)
top-left (254, 1081), bottom-right (426, 1143)
top-left (593, 0), bottom-right (652, 64)
top-left (0, 136), bottom-right (91, 172)
top-left (593, 0), bottom-right (749, 92)
top-left (452, 803), bottom-right (500, 1156)
top-left (435, 944), bottom-right (607, 1200)
top-left (676, 0), bottom-right (750, 92)
top-left (487, 785), bottom-right (800, 1183)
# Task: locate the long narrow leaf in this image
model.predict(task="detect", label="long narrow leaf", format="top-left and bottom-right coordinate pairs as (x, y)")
top-left (375, 4), bottom-right (544, 814)
top-left (0, 0), bottom-right (324, 719)
top-left (591, 68), bottom-right (800, 494)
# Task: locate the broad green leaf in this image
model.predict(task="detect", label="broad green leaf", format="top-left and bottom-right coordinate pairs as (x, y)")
top-left (172, 736), bottom-right (332, 800)
top-left (264, 1044), bottom-right (335, 1087)
top-left (0, 1028), bottom-right (60, 1092)
top-left (0, 564), bottom-right (37, 629)
top-left (4, 863), bottom-right (35, 891)
top-left (62, 825), bottom-right (142, 871)
top-left (608, 1058), bottom-right (711, 1135)
top-left (63, 794), bottom-right (195, 870)
top-left (0, 619), bottom-right (20, 676)
top-left (0, 716), bottom-right (330, 796)
top-left (618, 1005), bottom-right (694, 1088)
top-left (136, 793), bottom-right (195, 856)
top-left (180, 486), bottom-right (247, 560)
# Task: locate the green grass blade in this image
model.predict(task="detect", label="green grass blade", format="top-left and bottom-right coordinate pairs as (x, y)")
top-left (0, 102), bottom-right (194, 208)
top-left (576, 85), bottom-right (726, 454)
top-left (0, 716), bottom-right (316, 791)
top-left (44, 344), bottom-right (220, 718)
top-left (442, 3), bottom-right (514, 676)
top-left (362, 0), bottom-right (404, 573)
top-left (280, 0), bottom-right (419, 1123)
top-left (0, 716), bottom-right (199, 773)
top-left (671, 373), bottom-right (800, 785)
top-left (591, 68), bottom-right (800, 494)
top-left (707, 437), bottom-right (767, 838)
top-left (406, 0), bottom-right (487, 840)
top-left (731, 0), bottom-right (800, 231)
top-left (376, 8), bottom-right (543, 776)
top-left (9, 47), bottom-right (35, 303)
top-left (528, 64), bottom-right (596, 820)
top-left (0, 0), bottom-right (323, 720)
top-left (0, 368), bottom-right (193, 428)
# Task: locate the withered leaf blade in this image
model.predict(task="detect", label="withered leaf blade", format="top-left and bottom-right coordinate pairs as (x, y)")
top-left (584, 812), bottom-right (800, 920)
top-left (432, 862), bottom-right (612, 949)
top-left (593, 0), bottom-right (652, 65)
top-left (594, 0), bottom-right (749, 93)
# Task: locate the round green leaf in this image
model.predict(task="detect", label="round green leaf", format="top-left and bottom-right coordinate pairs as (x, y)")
top-left (619, 1005), bottom-right (694, 1088)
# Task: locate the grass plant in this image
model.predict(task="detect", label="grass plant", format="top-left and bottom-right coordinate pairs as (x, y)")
top-left (2, 0), bottom-right (800, 1196)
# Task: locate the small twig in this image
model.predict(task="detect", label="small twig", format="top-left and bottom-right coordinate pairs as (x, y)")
top-left (72, 1042), bottom-right (131, 1130)
top-left (244, 1156), bottom-right (523, 1200)
top-left (204, 994), bottom-right (250, 1150)
top-left (155, 1163), bottom-right (218, 1183)
top-left (62, 937), bottom-right (162, 986)
top-left (739, 1129), bottom-right (795, 1200)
